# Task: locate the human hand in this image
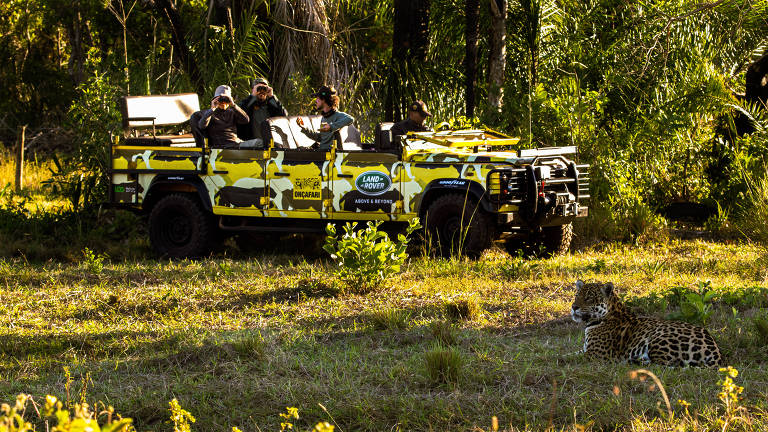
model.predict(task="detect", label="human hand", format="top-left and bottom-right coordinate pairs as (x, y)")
top-left (265, 86), bottom-right (273, 98)
top-left (320, 124), bottom-right (331, 132)
top-left (296, 117), bottom-right (304, 127)
top-left (210, 97), bottom-right (219, 109)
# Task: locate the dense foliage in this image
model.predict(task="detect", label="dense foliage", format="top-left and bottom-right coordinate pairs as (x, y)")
top-left (2, 0), bottom-right (768, 241)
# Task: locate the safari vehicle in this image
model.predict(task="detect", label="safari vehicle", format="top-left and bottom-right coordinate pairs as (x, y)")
top-left (109, 93), bottom-right (589, 258)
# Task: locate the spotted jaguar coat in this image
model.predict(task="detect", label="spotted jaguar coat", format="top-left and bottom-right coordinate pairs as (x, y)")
top-left (570, 280), bottom-right (722, 367)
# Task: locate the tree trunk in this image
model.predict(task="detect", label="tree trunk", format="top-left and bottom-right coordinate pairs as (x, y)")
top-left (387, 0), bottom-right (431, 122)
top-left (736, 51), bottom-right (768, 134)
top-left (464, 0), bottom-right (480, 118)
top-left (64, 8), bottom-right (86, 87)
top-left (488, 0), bottom-right (506, 111)
top-left (154, 0), bottom-right (204, 95)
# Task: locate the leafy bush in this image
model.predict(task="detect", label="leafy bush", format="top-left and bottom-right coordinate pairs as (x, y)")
top-left (81, 247), bottom-right (108, 275)
top-left (323, 218), bottom-right (420, 294)
top-left (666, 281), bottom-right (718, 324)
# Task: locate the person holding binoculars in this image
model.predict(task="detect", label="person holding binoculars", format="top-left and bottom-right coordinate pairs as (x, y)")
top-left (237, 78), bottom-right (288, 143)
top-left (197, 85), bottom-right (250, 149)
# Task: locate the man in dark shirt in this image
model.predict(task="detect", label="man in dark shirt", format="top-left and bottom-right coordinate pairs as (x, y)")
top-left (198, 85), bottom-right (250, 149)
top-left (391, 100), bottom-right (433, 139)
top-left (237, 78), bottom-right (288, 143)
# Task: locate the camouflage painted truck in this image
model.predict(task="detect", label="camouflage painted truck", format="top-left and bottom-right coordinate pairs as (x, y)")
top-left (109, 93), bottom-right (590, 258)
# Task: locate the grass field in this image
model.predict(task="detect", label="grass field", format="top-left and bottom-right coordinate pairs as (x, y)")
top-left (2, 238), bottom-right (768, 431)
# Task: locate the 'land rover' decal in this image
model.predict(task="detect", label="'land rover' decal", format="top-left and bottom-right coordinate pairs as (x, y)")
top-left (355, 171), bottom-right (392, 196)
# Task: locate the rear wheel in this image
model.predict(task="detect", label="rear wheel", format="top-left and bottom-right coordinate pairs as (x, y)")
top-left (424, 194), bottom-right (493, 258)
top-left (149, 194), bottom-right (212, 258)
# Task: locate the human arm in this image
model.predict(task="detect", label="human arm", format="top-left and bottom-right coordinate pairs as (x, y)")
top-left (267, 96), bottom-right (288, 117)
top-left (230, 103), bottom-right (250, 124)
top-left (325, 111), bottom-right (354, 132)
top-left (198, 109), bottom-right (214, 130)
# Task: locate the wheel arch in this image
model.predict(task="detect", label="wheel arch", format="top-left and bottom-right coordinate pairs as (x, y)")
top-left (416, 179), bottom-right (493, 220)
top-left (143, 175), bottom-right (212, 214)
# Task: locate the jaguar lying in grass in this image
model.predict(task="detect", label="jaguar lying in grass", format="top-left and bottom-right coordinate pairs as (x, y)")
top-left (570, 280), bottom-right (722, 367)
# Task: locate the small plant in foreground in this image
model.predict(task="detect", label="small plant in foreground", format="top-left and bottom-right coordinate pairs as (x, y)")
top-left (718, 366), bottom-right (745, 430)
top-left (424, 344), bottom-right (465, 385)
top-left (81, 247), bottom-right (108, 274)
top-left (169, 398), bottom-right (195, 432)
top-left (445, 296), bottom-right (480, 321)
top-left (0, 394), bottom-right (132, 432)
top-left (323, 218), bottom-right (420, 293)
top-left (370, 308), bottom-right (411, 330)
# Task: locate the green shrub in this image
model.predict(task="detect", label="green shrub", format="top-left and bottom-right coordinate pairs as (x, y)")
top-left (81, 247), bottom-right (108, 275)
top-left (323, 218), bottom-right (420, 294)
top-left (667, 281), bottom-right (718, 324)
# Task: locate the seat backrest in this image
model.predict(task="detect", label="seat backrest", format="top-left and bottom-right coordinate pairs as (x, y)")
top-left (374, 122), bottom-right (395, 151)
top-left (337, 123), bottom-right (362, 151)
top-left (266, 117), bottom-right (295, 149)
top-left (121, 93), bottom-right (200, 129)
top-left (288, 115), bottom-right (322, 149)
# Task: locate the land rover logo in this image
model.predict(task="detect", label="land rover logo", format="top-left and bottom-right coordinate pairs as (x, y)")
top-left (355, 171), bottom-right (391, 196)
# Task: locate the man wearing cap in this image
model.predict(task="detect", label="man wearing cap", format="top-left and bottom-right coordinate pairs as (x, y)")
top-left (391, 100), bottom-right (433, 139)
top-left (295, 85), bottom-right (354, 151)
top-left (197, 85), bottom-right (250, 149)
top-left (237, 78), bottom-right (288, 143)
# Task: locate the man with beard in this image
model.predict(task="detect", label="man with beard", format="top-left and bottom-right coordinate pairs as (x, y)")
top-left (237, 78), bottom-right (288, 145)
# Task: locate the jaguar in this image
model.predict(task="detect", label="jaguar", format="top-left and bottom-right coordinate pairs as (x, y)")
top-left (570, 280), bottom-right (722, 367)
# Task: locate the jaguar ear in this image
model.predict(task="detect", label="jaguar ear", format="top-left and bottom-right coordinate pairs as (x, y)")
top-left (601, 282), bottom-right (614, 298)
top-left (575, 280), bottom-right (584, 291)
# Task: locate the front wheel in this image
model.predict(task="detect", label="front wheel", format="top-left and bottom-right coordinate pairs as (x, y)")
top-left (424, 193), bottom-right (493, 258)
top-left (149, 194), bottom-right (213, 258)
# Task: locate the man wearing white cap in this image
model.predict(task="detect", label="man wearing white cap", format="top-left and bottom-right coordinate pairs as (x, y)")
top-left (197, 85), bottom-right (250, 149)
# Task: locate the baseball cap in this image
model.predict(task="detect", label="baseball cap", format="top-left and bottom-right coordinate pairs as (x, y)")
top-left (311, 85), bottom-right (337, 99)
top-left (409, 100), bottom-right (431, 117)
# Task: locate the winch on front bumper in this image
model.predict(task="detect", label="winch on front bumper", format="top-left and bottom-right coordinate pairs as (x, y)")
top-left (487, 155), bottom-right (590, 228)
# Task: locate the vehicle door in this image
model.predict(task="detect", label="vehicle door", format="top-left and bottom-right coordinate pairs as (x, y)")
top-left (265, 148), bottom-right (331, 217)
top-left (204, 147), bottom-right (270, 215)
top-left (331, 150), bottom-right (402, 220)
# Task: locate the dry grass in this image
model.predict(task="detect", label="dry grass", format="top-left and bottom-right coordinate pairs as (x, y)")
top-left (0, 240), bottom-right (766, 430)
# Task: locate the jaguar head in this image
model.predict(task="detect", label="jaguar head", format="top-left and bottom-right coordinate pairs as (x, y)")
top-left (570, 280), bottom-right (614, 324)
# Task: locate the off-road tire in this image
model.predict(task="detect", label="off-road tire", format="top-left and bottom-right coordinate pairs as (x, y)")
top-left (504, 223), bottom-right (573, 258)
top-left (149, 194), bottom-right (212, 258)
top-left (541, 223), bottom-right (573, 256)
top-left (424, 193), bottom-right (493, 258)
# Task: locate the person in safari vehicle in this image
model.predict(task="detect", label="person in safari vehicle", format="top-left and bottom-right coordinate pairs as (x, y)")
top-left (237, 77), bottom-right (288, 144)
top-left (295, 85), bottom-right (354, 150)
top-left (197, 85), bottom-right (250, 149)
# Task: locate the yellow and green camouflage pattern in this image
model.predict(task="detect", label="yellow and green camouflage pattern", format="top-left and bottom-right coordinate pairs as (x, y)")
top-left (109, 131), bottom-right (579, 224)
